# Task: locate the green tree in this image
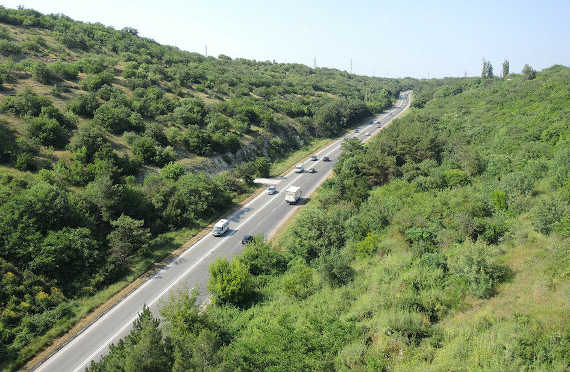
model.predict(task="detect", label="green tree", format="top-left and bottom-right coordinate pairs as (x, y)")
top-left (107, 214), bottom-right (151, 264)
top-left (30, 228), bottom-right (99, 293)
top-left (161, 162), bottom-right (186, 181)
top-left (0, 120), bottom-right (17, 163)
top-left (207, 257), bottom-right (252, 306)
top-left (502, 59), bottom-right (509, 78)
top-left (93, 103), bottom-right (133, 134)
top-left (282, 258), bottom-right (314, 299)
top-left (481, 59), bottom-right (494, 79)
top-left (522, 64), bottom-right (536, 80)
top-left (132, 136), bottom-right (157, 164)
top-left (86, 306), bottom-right (172, 372)
top-left (69, 93), bottom-right (100, 117)
top-left (32, 62), bottom-right (52, 84)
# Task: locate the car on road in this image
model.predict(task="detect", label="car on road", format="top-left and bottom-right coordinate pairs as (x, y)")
top-left (369, 120), bottom-right (374, 124)
top-left (308, 167), bottom-right (316, 173)
top-left (323, 156), bottom-right (330, 162)
top-left (366, 132), bottom-right (371, 136)
top-left (241, 234), bottom-right (254, 245)
top-left (310, 155), bottom-right (318, 161)
top-left (267, 185), bottom-right (277, 195)
top-left (212, 219), bottom-right (229, 236)
top-left (354, 128), bottom-right (360, 133)
top-left (294, 164), bottom-right (304, 173)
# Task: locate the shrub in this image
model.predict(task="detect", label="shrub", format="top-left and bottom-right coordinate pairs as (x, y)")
top-left (161, 162), bottom-right (186, 181)
top-left (25, 116), bottom-right (69, 148)
top-left (0, 89), bottom-right (53, 117)
top-left (32, 62), bottom-right (53, 84)
top-left (449, 242), bottom-right (508, 298)
top-left (0, 120), bottom-right (17, 163)
top-left (489, 189), bottom-right (507, 211)
top-left (132, 136), bottom-right (157, 164)
top-left (14, 152), bottom-right (36, 171)
top-left (241, 239), bottom-right (289, 276)
top-left (282, 258), bottom-right (315, 299)
top-left (69, 93), bottom-right (100, 117)
top-left (318, 249), bottom-right (354, 287)
top-left (442, 169), bottom-right (470, 187)
top-left (531, 196), bottom-right (567, 235)
top-left (79, 71), bottom-right (114, 92)
top-left (49, 62), bottom-right (79, 81)
top-left (0, 39), bottom-right (21, 56)
top-left (207, 257), bottom-right (252, 306)
top-left (355, 232), bottom-right (382, 257)
top-left (93, 103), bottom-right (133, 134)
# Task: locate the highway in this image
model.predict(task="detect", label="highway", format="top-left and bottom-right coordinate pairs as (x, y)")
top-left (34, 91), bottom-right (411, 372)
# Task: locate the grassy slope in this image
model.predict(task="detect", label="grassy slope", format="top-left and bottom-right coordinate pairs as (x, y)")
top-left (276, 67), bottom-right (570, 371)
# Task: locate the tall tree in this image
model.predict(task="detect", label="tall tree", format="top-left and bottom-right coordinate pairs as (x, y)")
top-left (107, 214), bottom-right (151, 265)
top-left (502, 59), bottom-right (510, 78)
top-left (522, 64), bottom-right (536, 80)
top-left (481, 59), bottom-right (494, 79)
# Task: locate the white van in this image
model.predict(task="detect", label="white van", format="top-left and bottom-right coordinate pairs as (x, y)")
top-left (212, 219), bottom-right (229, 236)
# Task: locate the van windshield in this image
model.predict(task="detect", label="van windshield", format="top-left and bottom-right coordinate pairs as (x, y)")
top-left (214, 226), bottom-right (223, 230)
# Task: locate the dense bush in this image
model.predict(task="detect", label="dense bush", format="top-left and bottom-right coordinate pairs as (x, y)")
top-left (68, 93), bottom-right (100, 117)
top-left (24, 116), bottom-right (69, 148)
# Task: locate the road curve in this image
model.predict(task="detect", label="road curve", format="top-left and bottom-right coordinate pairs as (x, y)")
top-left (34, 91), bottom-right (411, 372)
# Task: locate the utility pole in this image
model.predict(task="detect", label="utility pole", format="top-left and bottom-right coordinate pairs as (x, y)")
top-left (205, 45), bottom-right (207, 57)
top-left (313, 57), bottom-right (316, 68)
top-left (350, 59), bottom-right (352, 73)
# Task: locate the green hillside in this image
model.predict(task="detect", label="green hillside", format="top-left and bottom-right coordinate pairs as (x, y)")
top-left (89, 66), bottom-right (569, 371)
top-left (0, 6), bottom-right (418, 370)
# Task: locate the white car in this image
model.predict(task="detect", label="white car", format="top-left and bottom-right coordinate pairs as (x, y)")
top-left (294, 164), bottom-right (304, 173)
top-left (267, 185), bottom-right (277, 195)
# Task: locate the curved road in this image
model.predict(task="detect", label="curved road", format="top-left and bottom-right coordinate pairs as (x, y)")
top-left (35, 91), bottom-right (411, 372)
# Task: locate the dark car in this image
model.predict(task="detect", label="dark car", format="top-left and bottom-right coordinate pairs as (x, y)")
top-left (323, 156), bottom-right (330, 161)
top-left (241, 234), bottom-right (253, 245)
top-left (311, 155), bottom-right (318, 161)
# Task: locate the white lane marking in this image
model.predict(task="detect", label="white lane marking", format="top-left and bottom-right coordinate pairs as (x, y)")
top-left (42, 98), bottom-right (411, 372)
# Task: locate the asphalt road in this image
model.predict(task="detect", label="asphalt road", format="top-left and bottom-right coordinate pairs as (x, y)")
top-left (35, 91), bottom-right (411, 372)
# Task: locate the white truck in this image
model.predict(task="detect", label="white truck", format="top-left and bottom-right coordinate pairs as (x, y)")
top-left (285, 186), bottom-right (302, 205)
top-left (212, 219), bottom-right (229, 236)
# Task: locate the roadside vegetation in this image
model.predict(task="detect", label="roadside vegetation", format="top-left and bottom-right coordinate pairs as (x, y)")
top-left (1, 6), bottom-right (568, 372)
top-left (87, 64), bottom-right (569, 370)
top-left (0, 6), bottom-right (416, 370)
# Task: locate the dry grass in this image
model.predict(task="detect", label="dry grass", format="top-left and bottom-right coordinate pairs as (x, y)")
top-left (442, 226), bottom-right (569, 330)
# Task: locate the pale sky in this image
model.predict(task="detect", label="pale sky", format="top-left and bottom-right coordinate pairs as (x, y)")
top-left (2, 0), bottom-right (569, 78)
